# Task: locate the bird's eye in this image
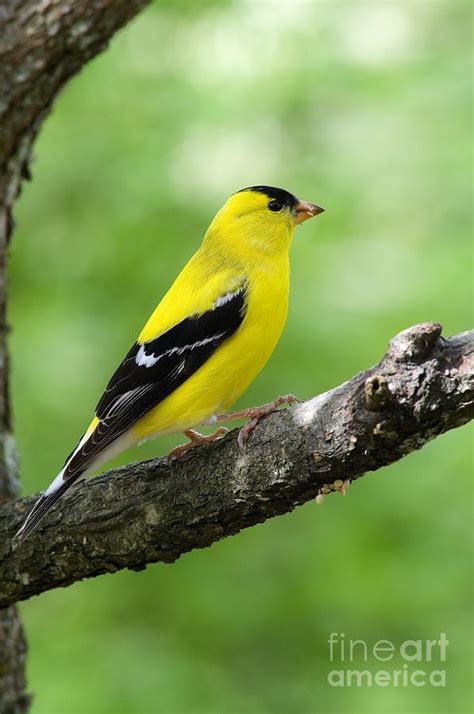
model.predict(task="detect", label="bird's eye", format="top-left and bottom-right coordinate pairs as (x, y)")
top-left (268, 199), bottom-right (283, 212)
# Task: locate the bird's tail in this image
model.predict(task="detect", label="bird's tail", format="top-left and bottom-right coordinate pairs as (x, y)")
top-left (14, 470), bottom-right (82, 546)
top-left (14, 422), bottom-right (132, 546)
top-left (14, 422), bottom-right (101, 546)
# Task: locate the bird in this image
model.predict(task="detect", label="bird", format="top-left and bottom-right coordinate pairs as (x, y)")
top-left (15, 185), bottom-right (324, 544)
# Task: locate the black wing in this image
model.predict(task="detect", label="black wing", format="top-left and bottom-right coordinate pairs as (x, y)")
top-left (62, 285), bottom-right (247, 478)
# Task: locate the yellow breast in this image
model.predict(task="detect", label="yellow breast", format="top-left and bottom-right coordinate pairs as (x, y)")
top-left (132, 259), bottom-right (289, 439)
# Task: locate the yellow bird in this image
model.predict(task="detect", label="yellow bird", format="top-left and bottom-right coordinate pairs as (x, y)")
top-left (16, 186), bottom-right (324, 543)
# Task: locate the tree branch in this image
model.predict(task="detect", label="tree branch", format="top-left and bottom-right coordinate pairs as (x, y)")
top-left (1, 322), bottom-right (472, 609)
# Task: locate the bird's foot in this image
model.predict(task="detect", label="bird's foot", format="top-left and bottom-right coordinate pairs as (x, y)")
top-left (216, 394), bottom-right (300, 449)
top-left (167, 427), bottom-right (229, 463)
top-left (237, 394), bottom-right (300, 448)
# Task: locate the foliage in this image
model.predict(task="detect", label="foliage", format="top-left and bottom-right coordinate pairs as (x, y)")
top-left (11, 1), bottom-right (472, 712)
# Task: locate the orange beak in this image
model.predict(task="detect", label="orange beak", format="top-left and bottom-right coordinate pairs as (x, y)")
top-left (294, 200), bottom-right (325, 224)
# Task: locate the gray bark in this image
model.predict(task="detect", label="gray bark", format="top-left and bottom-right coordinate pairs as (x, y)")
top-left (1, 322), bottom-right (472, 610)
top-left (0, 1), bottom-right (151, 711)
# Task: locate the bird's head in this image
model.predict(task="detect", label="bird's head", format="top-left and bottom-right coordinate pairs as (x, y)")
top-left (207, 185), bottom-right (324, 258)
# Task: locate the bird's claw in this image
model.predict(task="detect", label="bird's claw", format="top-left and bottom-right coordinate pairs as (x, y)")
top-left (237, 394), bottom-right (300, 449)
top-left (167, 427), bottom-right (229, 463)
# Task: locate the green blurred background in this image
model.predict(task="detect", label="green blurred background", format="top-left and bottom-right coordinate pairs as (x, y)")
top-left (10, 1), bottom-right (472, 712)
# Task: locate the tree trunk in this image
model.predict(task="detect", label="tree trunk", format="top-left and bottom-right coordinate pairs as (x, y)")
top-left (0, 1), bottom-right (151, 709)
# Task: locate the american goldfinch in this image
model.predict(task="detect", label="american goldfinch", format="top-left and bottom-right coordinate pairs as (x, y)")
top-left (16, 186), bottom-right (324, 544)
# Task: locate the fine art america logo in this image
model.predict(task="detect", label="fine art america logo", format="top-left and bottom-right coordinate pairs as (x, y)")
top-left (328, 633), bottom-right (449, 688)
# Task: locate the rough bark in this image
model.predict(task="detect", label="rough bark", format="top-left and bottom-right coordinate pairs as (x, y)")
top-left (0, 1), bottom-right (151, 711)
top-left (1, 322), bottom-right (472, 610)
